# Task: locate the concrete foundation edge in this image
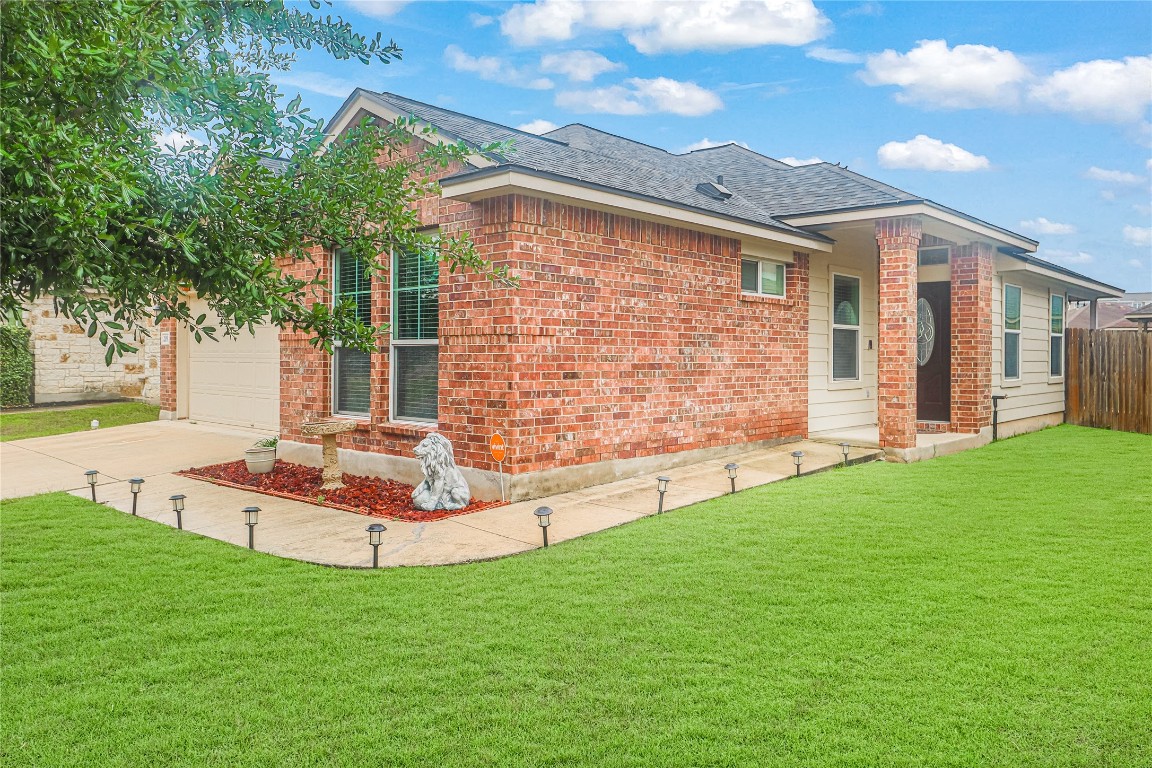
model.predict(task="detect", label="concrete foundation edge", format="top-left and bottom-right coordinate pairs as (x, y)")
top-left (883, 412), bottom-right (1064, 463)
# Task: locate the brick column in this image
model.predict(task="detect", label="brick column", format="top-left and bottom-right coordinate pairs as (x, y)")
top-left (157, 317), bottom-right (178, 416)
top-left (875, 217), bottom-right (922, 449)
top-left (950, 242), bottom-right (993, 433)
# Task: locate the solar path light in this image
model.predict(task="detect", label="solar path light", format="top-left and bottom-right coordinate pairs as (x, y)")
top-left (243, 506), bottom-right (260, 550)
top-left (129, 478), bottom-right (144, 516)
top-left (169, 494), bottom-right (186, 530)
top-left (656, 476), bottom-right (671, 514)
top-left (85, 470), bottom-right (98, 501)
top-left (840, 442), bottom-right (851, 467)
top-left (724, 463), bottom-right (739, 494)
top-left (534, 506), bottom-right (553, 548)
top-left (791, 451), bottom-right (804, 477)
top-left (366, 523), bottom-right (387, 568)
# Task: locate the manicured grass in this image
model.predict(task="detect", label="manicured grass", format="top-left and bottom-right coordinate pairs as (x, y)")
top-left (0, 402), bottom-right (158, 441)
top-left (2, 425), bottom-right (1150, 766)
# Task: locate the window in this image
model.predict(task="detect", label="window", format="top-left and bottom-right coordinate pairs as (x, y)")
top-left (1050, 292), bottom-right (1065, 377)
top-left (917, 246), bottom-right (950, 266)
top-left (333, 250), bottom-right (372, 417)
top-left (740, 258), bottom-right (787, 297)
top-left (832, 273), bottom-right (861, 381)
top-left (1004, 284), bottom-right (1022, 380)
top-left (392, 244), bottom-right (439, 422)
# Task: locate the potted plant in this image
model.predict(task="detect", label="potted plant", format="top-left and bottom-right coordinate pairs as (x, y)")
top-left (244, 436), bottom-right (278, 474)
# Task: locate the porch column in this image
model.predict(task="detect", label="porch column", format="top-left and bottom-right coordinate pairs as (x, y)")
top-left (157, 316), bottom-right (178, 419)
top-left (1089, 298), bottom-right (1099, 329)
top-left (876, 217), bottom-right (922, 450)
top-left (950, 242), bottom-right (993, 433)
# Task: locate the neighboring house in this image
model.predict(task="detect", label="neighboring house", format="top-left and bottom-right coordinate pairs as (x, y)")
top-left (1068, 292), bottom-right (1152, 330)
top-left (157, 90), bottom-right (1123, 500)
top-left (1127, 303), bottom-right (1152, 330)
top-left (23, 296), bottom-right (160, 405)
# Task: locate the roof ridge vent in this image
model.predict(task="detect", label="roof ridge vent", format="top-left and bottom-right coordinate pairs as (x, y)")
top-left (696, 177), bottom-right (733, 201)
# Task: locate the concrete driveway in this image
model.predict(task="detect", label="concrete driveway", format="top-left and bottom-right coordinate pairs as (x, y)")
top-left (1, 420), bottom-right (265, 499)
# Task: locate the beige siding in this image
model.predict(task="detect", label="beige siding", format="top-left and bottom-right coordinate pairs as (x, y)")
top-left (992, 264), bottom-right (1066, 424)
top-left (808, 236), bottom-right (879, 434)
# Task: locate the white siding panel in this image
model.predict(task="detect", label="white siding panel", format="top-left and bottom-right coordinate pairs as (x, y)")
top-left (992, 271), bottom-right (1064, 423)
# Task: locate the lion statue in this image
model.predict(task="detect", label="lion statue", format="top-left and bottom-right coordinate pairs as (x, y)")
top-left (412, 433), bottom-right (471, 511)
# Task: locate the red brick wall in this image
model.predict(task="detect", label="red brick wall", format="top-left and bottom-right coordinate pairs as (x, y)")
top-left (876, 217), bottom-right (921, 449)
top-left (158, 317), bottom-right (177, 412)
top-left (950, 242), bottom-right (993, 433)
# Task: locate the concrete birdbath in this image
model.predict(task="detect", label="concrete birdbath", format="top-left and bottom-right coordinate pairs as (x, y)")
top-left (301, 420), bottom-right (359, 490)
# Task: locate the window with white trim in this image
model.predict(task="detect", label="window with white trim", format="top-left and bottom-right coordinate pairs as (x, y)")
top-left (831, 273), bottom-right (861, 381)
top-left (740, 258), bottom-right (787, 297)
top-left (1004, 284), bottom-right (1022, 380)
top-left (333, 249), bottom-right (372, 417)
top-left (391, 243), bottom-right (439, 423)
top-left (1050, 292), bottom-right (1065, 377)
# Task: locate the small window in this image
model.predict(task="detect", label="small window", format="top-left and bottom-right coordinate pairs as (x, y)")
top-left (333, 250), bottom-right (372, 416)
top-left (1050, 292), bottom-right (1065, 377)
top-left (392, 244), bottom-right (439, 423)
top-left (832, 273), bottom-right (861, 381)
top-left (918, 246), bottom-right (950, 266)
top-left (1004, 284), bottom-right (1022, 380)
top-left (740, 258), bottom-right (786, 297)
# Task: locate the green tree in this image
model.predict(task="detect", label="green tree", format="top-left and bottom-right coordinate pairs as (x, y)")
top-left (0, 0), bottom-right (502, 362)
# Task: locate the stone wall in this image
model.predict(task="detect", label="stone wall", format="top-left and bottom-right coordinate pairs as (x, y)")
top-left (24, 297), bottom-right (161, 404)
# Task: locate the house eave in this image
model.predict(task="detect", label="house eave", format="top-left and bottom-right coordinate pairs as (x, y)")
top-left (997, 251), bottom-right (1125, 301)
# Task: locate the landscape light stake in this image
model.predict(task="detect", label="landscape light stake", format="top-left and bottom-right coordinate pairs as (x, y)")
top-left (169, 494), bottom-right (186, 530)
top-left (725, 463), bottom-right (739, 494)
top-left (243, 506), bottom-right (260, 550)
top-left (791, 451), bottom-right (804, 477)
top-left (656, 476), bottom-right (671, 514)
top-left (85, 470), bottom-right (99, 501)
top-left (840, 442), bottom-right (851, 467)
top-left (129, 478), bottom-right (144, 516)
top-left (534, 506), bottom-right (553, 548)
top-left (366, 523), bottom-right (387, 569)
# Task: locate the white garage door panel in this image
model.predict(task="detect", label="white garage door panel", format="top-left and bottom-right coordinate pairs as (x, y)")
top-left (187, 301), bottom-right (280, 432)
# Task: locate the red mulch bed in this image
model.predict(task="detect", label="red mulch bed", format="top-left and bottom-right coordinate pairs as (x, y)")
top-left (177, 460), bottom-right (504, 523)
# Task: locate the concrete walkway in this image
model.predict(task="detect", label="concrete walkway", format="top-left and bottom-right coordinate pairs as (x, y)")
top-left (3, 421), bottom-right (880, 567)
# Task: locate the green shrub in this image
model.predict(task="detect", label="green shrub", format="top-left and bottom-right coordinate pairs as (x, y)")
top-left (0, 323), bottom-right (34, 407)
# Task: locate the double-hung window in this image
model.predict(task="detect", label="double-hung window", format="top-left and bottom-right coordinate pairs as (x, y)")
top-left (1003, 284), bottom-right (1022, 381)
top-left (831, 273), bottom-right (861, 381)
top-left (1050, 292), bottom-right (1065, 377)
top-left (333, 250), bottom-right (372, 417)
top-left (392, 244), bottom-right (439, 423)
top-left (740, 258), bottom-right (787, 297)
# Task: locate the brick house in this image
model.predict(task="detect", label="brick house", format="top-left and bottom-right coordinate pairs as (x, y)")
top-left (158, 90), bottom-right (1123, 500)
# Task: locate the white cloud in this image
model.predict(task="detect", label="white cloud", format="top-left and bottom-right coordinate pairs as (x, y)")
top-left (517, 119), bottom-right (560, 134)
top-left (469, 13), bottom-right (494, 27)
top-left (861, 39), bottom-right (1031, 109)
top-left (1129, 258), bottom-right (1145, 269)
top-left (679, 138), bottom-right (749, 153)
top-left (274, 71), bottom-right (356, 99)
top-left (1019, 217), bottom-right (1077, 235)
top-left (780, 156), bottom-right (824, 166)
top-left (443, 45), bottom-right (553, 90)
top-left (155, 130), bottom-right (199, 152)
top-left (876, 135), bottom-right (990, 172)
top-left (1041, 250), bottom-right (1094, 265)
top-left (556, 77), bottom-right (723, 116)
top-left (1030, 56), bottom-right (1152, 124)
top-left (540, 50), bottom-right (623, 82)
top-left (345, 1), bottom-right (410, 19)
top-left (1123, 225), bottom-right (1152, 247)
top-left (806, 47), bottom-right (863, 65)
top-left (1085, 166), bottom-right (1145, 185)
top-left (501, 0), bottom-right (830, 54)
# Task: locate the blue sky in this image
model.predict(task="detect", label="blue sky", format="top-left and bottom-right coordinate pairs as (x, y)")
top-left (276, 1), bottom-right (1152, 291)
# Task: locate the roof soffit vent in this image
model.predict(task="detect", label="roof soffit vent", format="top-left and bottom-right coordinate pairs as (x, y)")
top-left (696, 175), bottom-right (733, 201)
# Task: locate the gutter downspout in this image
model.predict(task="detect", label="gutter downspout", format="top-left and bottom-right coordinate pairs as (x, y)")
top-left (991, 395), bottom-right (1008, 441)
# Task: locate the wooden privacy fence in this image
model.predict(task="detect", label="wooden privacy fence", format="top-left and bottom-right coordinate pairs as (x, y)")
top-left (1065, 328), bottom-right (1152, 434)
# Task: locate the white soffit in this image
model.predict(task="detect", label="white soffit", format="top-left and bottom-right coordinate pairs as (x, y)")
top-left (995, 255), bottom-right (1123, 300)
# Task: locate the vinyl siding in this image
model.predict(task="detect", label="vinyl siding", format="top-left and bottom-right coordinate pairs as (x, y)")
top-left (992, 264), bottom-right (1065, 424)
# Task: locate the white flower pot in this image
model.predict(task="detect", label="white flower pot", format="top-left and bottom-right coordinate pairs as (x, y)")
top-left (244, 446), bottom-right (276, 474)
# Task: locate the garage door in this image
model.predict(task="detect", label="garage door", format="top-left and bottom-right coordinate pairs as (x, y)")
top-left (186, 300), bottom-right (280, 432)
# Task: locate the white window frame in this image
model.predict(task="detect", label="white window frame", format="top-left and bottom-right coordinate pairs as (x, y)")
top-left (830, 270), bottom-right (862, 384)
top-left (331, 249), bottom-right (372, 419)
top-left (389, 243), bottom-right (439, 426)
top-left (1049, 290), bottom-right (1066, 380)
top-left (1003, 283), bottom-right (1022, 383)
top-left (740, 257), bottom-right (787, 298)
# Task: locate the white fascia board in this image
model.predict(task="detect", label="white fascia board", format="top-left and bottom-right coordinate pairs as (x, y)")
top-left (441, 169), bottom-right (833, 253)
top-left (321, 91), bottom-right (496, 168)
top-left (995, 258), bottom-right (1124, 300)
top-left (779, 203), bottom-right (1037, 252)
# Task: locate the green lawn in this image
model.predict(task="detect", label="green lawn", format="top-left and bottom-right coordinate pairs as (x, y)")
top-left (0, 402), bottom-right (158, 441)
top-left (2, 426), bottom-right (1149, 767)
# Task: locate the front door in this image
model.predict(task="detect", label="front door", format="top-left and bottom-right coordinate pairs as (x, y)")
top-left (916, 282), bottom-right (951, 422)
